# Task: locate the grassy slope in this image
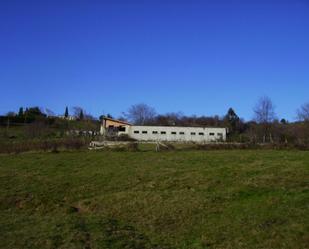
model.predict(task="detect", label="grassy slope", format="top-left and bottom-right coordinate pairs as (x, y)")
top-left (0, 150), bottom-right (308, 249)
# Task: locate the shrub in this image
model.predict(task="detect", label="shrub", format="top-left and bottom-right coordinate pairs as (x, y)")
top-left (0, 138), bottom-right (88, 154)
top-left (127, 142), bottom-right (139, 152)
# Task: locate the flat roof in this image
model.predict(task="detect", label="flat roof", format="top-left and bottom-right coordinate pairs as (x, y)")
top-left (131, 125), bottom-right (226, 129)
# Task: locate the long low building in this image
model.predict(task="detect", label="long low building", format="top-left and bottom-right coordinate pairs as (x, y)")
top-left (100, 117), bottom-right (227, 142)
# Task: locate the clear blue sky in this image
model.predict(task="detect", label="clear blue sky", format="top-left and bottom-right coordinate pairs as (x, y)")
top-left (1, 0), bottom-right (308, 121)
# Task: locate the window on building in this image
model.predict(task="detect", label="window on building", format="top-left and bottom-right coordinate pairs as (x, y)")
top-left (171, 131), bottom-right (177, 135)
top-left (209, 132), bottom-right (215, 136)
top-left (217, 133), bottom-right (223, 137)
top-left (191, 132), bottom-right (196, 135)
top-left (179, 132), bottom-right (185, 135)
top-left (118, 126), bottom-right (126, 132)
top-left (142, 131), bottom-right (148, 134)
top-left (161, 131), bottom-right (166, 134)
top-left (199, 132), bottom-right (204, 135)
top-left (134, 131), bottom-right (139, 134)
top-left (152, 131), bottom-right (158, 134)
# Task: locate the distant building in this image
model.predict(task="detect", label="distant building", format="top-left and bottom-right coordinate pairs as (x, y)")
top-left (100, 117), bottom-right (227, 142)
top-left (100, 117), bottom-right (131, 136)
top-left (58, 115), bottom-right (76, 121)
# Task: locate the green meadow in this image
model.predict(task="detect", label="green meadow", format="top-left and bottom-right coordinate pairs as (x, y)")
top-left (0, 150), bottom-right (308, 249)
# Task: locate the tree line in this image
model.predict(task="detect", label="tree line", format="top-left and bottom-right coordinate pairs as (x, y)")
top-left (0, 106), bottom-right (98, 140)
top-left (0, 106), bottom-right (95, 125)
top-left (122, 97), bottom-right (309, 145)
top-left (1, 96), bottom-right (309, 145)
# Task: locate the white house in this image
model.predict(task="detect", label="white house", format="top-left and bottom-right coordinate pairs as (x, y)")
top-left (100, 117), bottom-right (227, 142)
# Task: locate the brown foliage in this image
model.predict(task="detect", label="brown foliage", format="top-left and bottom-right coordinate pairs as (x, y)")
top-left (0, 138), bottom-right (87, 154)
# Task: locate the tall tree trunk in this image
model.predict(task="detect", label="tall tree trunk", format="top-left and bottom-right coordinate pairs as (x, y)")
top-left (269, 133), bottom-right (273, 143)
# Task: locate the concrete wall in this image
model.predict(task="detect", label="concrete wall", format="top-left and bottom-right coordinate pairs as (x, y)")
top-left (128, 126), bottom-right (226, 142)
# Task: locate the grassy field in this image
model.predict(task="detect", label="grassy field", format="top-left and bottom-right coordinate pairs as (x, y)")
top-left (0, 150), bottom-right (308, 249)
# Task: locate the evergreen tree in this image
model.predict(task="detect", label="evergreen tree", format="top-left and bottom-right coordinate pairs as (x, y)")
top-left (24, 108), bottom-right (29, 122)
top-left (224, 108), bottom-right (240, 133)
top-left (23, 107), bottom-right (46, 122)
top-left (18, 107), bottom-right (24, 116)
top-left (79, 110), bottom-right (84, 120)
top-left (64, 106), bottom-right (69, 118)
top-left (99, 115), bottom-right (105, 121)
top-left (25, 107), bottom-right (45, 117)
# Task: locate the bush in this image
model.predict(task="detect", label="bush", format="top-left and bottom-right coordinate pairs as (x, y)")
top-left (127, 142), bottom-right (139, 152)
top-left (0, 138), bottom-right (88, 154)
top-left (63, 138), bottom-right (85, 150)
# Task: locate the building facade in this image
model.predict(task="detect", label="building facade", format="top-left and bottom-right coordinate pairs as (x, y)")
top-left (100, 117), bottom-right (227, 142)
top-left (100, 117), bottom-right (131, 136)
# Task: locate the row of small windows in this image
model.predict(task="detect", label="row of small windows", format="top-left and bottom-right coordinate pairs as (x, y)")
top-left (171, 131), bottom-right (185, 135)
top-left (133, 130), bottom-right (222, 136)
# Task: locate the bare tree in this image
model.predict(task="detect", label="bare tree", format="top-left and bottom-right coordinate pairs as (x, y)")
top-left (45, 108), bottom-right (55, 117)
top-left (71, 106), bottom-right (84, 119)
top-left (297, 102), bottom-right (309, 121)
top-left (253, 96), bottom-right (276, 143)
top-left (25, 121), bottom-right (49, 138)
top-left (84, 113), bottom-right (96, 121)
top-left (124, 103), bottom-right (156, 125)
top-left (5, 112), bottom-right (16, 133)
top-left (254, 96), bottom-right (276, 123)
